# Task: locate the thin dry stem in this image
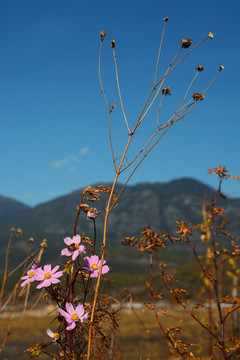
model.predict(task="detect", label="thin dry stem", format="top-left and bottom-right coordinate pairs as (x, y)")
top-left (112, 47), bottom-right (130, 133)
top-left (99, 40), bottom-right (117, 172)
top-left (153, 18), bottom-right (168, 86)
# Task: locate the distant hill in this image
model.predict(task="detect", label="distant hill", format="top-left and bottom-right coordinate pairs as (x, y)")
top-left (1, 178), bottom-right (240, 245)
top-left (1, 178), bottom-right (240, 294)
top-left (0, 195), bottom-right (30, 224)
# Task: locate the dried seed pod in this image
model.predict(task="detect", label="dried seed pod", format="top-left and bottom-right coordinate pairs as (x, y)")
top-left (100, 30), bottom-right (106, 41)
top-left (163, 17), bottom-right (168, 22)
top-left (181, 38), bottom-right (192, 48)
top-left (208, 32), bottom-right (214, 39)
top-left (40, 238), bottom-right (47, 249)
top-left (111, 39), bottom-right (116, 48)
top-left (162, 86), bottom-right (171, 95)
top-left (193, 92), bottom-right (205, 101)
top-left (196, 65), bottom-right (204, 72)
top-left (219, 65), bottom-right (224, 71)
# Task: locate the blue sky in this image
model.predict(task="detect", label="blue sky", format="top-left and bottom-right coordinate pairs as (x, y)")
top-left (0, 0), bottom-right (239, 206)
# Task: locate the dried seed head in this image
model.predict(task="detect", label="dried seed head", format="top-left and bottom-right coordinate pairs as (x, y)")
top-left (11, 227), bottom-right (15, 232)
top-left (111, 39), bottom-right (116, 48)
top-left (208, 32), bottom-right (214, 39)
top-left (196, 65), bottom-right (204, 72)
top-left (181, 38), bottom-right (192, 48)
top-left (17, 228), bottom-right (22, 235)
top-left (40, 238), bottom-right (47, 249)
top-left (163, 17), bottom-right (168, 22)
top-left (193, 92), bottom-right (205, 101)
top-left (219, 65), bottom-right (224, 71)
top-left (162, 86), bottom-right (171, 96)
top-left (100, 30), bottom-right (106, 41)
top-left (29, 237), bottom-right (34, 243)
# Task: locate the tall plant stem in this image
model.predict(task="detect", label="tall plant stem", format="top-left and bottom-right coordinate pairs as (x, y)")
top-left (112, 47), bottom-right (130, 133)
top-left (87, 135), bottom-right (132, 359)
top-left (99, 40), bottom-right (117, 172)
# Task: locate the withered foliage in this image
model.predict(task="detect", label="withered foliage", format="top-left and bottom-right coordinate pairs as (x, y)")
top-left (123, 167), bottom-right (240, 359)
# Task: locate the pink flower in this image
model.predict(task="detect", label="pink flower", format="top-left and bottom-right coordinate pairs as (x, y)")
top-left (59, 302), bottom-right (88, 331)
top-left (84, 255), bottom-right (110, 278)
top-left (87, 208), bottom-right (99, 220)
top-left (20, 264), bottom-right (39, 287)
top-left (61, 235), bottom-right (86, 261)
top-left (46, 328), bottom-right (60, 344)
top-left (35, 264), bottom-right (63, 289)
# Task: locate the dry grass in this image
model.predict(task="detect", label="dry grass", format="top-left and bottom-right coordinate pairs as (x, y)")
top-left (1, 305), bottom-right (210, 359)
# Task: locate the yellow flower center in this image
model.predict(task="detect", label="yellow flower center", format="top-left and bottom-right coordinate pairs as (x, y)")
top-left (74, 243), bottom-right (79, 249)
top-left (28, 271), bottom-right (35, 278)
top-left (92, 264), bottom-right (98, 270)
top-left (53, 332), bottom-right (59, 339)
top-left (44, 272), bottom-right (51, 279)
top-left (71, 313), bottom-right (78, 321)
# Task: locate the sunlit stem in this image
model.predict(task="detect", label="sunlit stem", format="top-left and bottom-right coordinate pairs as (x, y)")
top-left (153, 19), bottom-right (168, 86)
top-left (112, 47), bottom-right (130, 133)
top-left (157, 94), bottom-right (164, 128)
top-left (99, 40), bottom-right (117, 172)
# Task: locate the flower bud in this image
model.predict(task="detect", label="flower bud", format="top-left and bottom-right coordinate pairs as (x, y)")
top-left (208, 32), bottom-right (214, 39)
top-left (181, 38), bottom-right (192, 48)
top-left (111, 39), bottom-right (116, 48)
top-left (196, 65), bottom-right (204, 72)
top-left (100, 30), bottom-right (106, 41)
top-left (193, 92), bottom-right (205, 101)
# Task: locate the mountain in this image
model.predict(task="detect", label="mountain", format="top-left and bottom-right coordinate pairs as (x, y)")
top-left (1, 178), bottom-right (240, 267)
top-left (0, 195), bottom-right (30, 224)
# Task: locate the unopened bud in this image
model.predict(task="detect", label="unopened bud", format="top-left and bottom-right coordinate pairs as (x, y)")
top-left (162, 86), bottom-right (171, 96)
top-left (196, 65), bottom-right (204, 72)
top-left (193, 92), bottom-right (205, 101)
top-left (100, 30), bottom-right (106, 41)
top-left (10, 227), bottom-right (15, 232)
top-left (40, 238), bottom-right (47, 249)
top-left (208, 32), bottom-right (214, 39)
top-left (111, 39), bottom-right (116, 48)
top-left (181, 38), bottom-right (192, 48)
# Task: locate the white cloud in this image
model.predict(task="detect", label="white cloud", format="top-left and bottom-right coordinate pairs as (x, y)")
top-left (52, 148), bottom-right (90, 169)
top-left (79, 147), bottom-right (90, 156)
top-left (52, 155), bottom-right (78, 169)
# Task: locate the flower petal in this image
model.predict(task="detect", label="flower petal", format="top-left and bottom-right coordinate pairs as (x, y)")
top-left (73, 235), bottom-right (81, 244)
top-left (61, 248), bottom-right (72, 256)
top-left (80, 312), bottom-right (89, 323)
top-left (59, 308), bottom-right (72, 323)
top-left (66, 302), bottom-right (75, 315)
top-left (46, 329), bottom-right (54, 338)
top-left (44, 264), bottom-right (52, 273)
top-left (102, 265), bottom-right (110, 275)
top-left (64, 237), bottom-right (73, 246)
top-left (72, 251), bottom-right (79, 261)
top-left (91, 255), bottom-right (100, 264)
top-left (66, 321), bottom-right (76, 331)
top-left (75, 304), bottom-right (84, 317)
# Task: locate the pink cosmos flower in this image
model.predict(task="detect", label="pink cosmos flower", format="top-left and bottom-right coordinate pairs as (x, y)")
top-left (61, 235), bottom-right (86, 261)
top-left (87, 208), bottom-right (99, 220)
top-left (46, 328), bottom-right (60, 344)
top-left (84, 255), bottom-right (110, 278)
top-left (59, 302), bottom-right (88, 331)
top-left (35, 264), bottom-right (63, 289)
top-left (20, 264), bottom-right (39, 287)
